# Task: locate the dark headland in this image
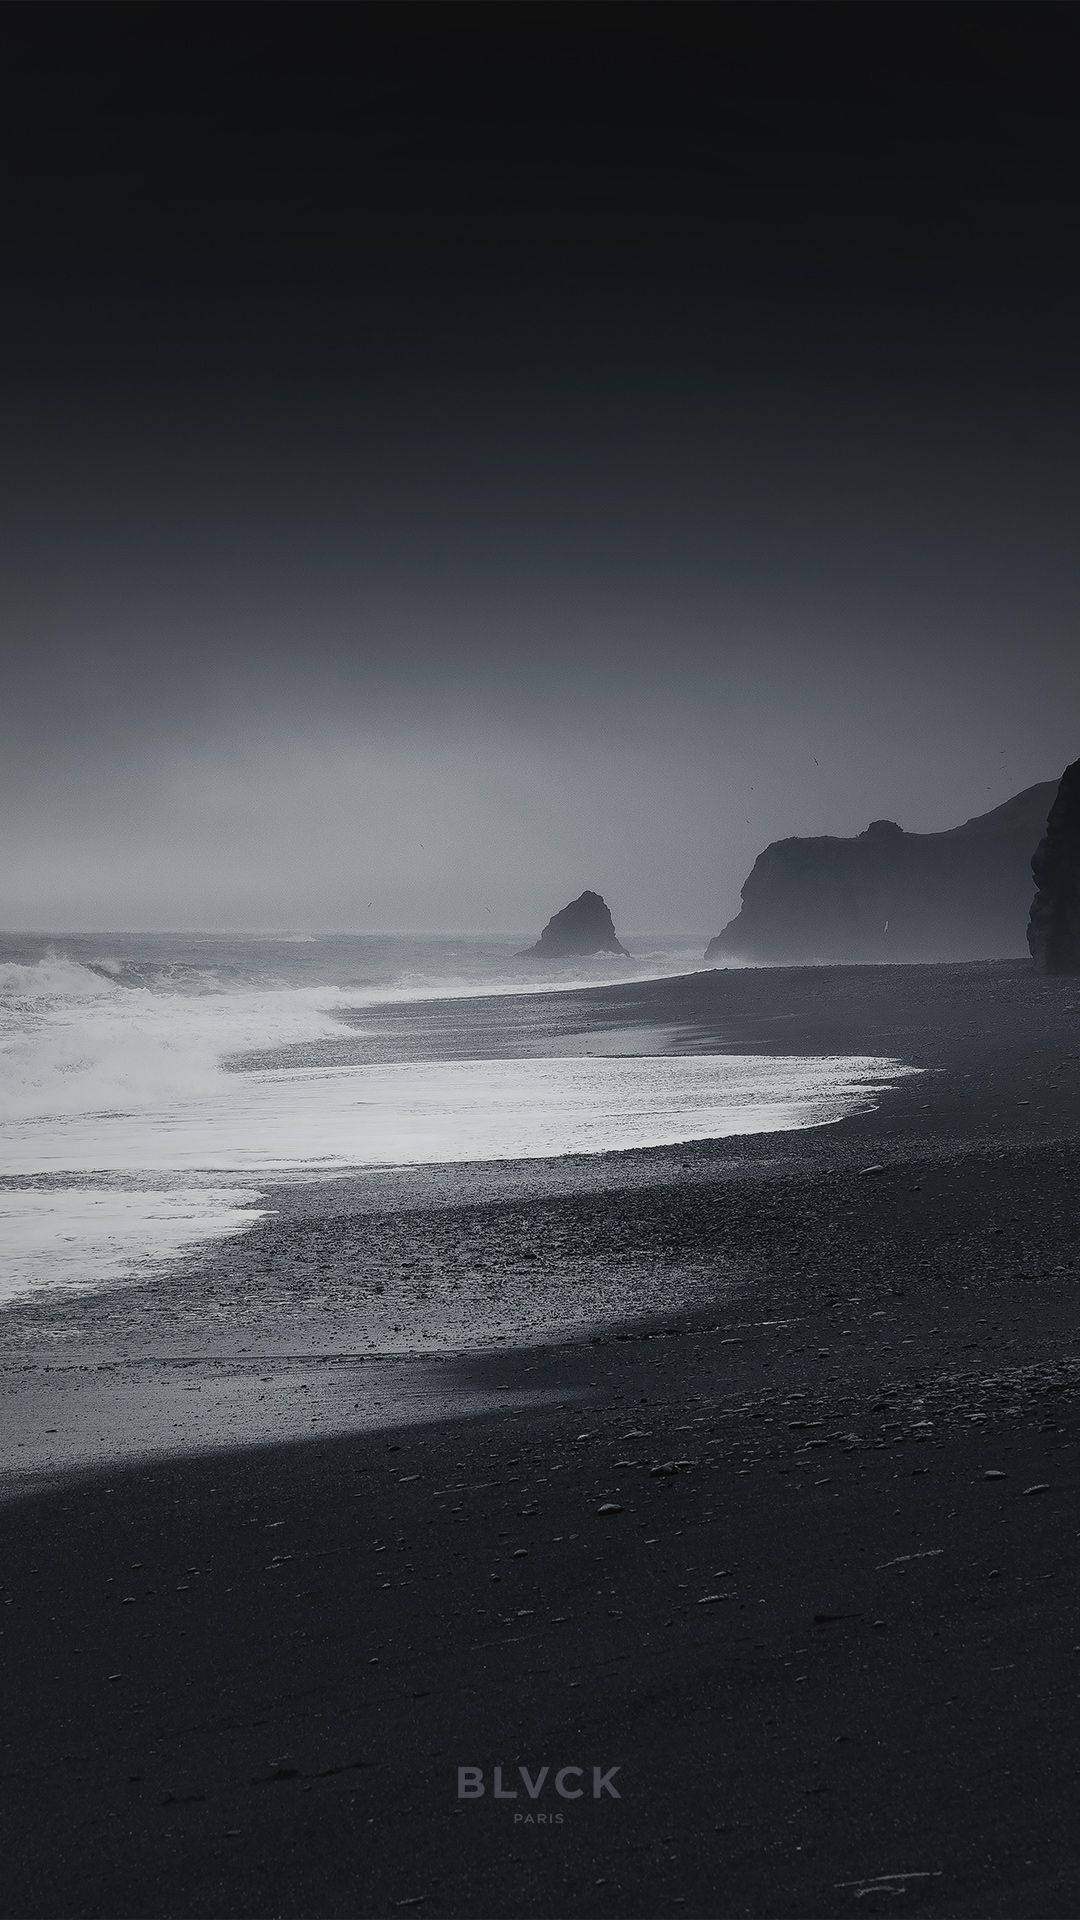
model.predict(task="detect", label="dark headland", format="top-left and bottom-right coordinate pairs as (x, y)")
top-left (1028, 758), bottom-right (1080, 973)
top-left (521, 889), bottom-right (628, 958)
top-left (6, 960), bottom-right (1080, 1917)
top-left (708, 781), bottom-right (1057, 966)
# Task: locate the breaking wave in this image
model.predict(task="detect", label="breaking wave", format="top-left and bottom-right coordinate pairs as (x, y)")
top-left (0, 936), bottom-right (914, 1304)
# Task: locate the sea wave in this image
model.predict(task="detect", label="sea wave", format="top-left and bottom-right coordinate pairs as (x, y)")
top-left (0, 939), bottom-right (714, 1126)
top-left (0, 935), bottom-right (909, 1308)
top-left (0, 952), bottom-right (355, 1124)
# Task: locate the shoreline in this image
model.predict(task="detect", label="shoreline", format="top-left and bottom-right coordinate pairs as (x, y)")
top-left (4, 959), bottom-right (1080, 1915)
top-left (0, 956), bottom-right (941, 1388)
top-left (0, 955), bottom-right (916, 1319)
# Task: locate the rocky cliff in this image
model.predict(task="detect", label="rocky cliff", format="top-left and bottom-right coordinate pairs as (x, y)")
top-left (1028, 761), bottom-right (1080, 973)
top-left (707, 782), bottom-right (1058, 966)
top-left (522, 891), bottom-right (628, 959)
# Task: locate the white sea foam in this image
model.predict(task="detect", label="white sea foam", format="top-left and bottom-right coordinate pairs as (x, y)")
top-left (0, 944), bottom-right (915, 1305)
top-left (0, 1186), bottom-right (268, 1300)
top-left (0, 945), bottom-right (713, 1123)
top-left (3, 1049), bottom-right (911, 1180)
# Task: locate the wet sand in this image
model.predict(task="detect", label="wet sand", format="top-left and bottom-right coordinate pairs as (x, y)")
top-left (4, 961), bottom-right (1080, 1917)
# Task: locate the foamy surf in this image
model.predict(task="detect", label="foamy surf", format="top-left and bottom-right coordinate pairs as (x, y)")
top-left (0, 1185), bottom-right (268, 1301)
top-left (0, 937), bottom-right (916, 1305)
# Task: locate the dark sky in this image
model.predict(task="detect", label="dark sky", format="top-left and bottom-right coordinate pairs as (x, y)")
top-left (5, 4), bottom-right (1080, 931)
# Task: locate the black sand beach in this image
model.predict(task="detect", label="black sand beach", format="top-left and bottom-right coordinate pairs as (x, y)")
top-left (4, 962), bottom-right (1080, 1918)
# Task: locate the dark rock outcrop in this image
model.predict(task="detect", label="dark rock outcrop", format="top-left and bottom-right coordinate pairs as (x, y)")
top-left (522, 891), bottom-right (628, 959)
top-left (706, 781), bottom-right (1059, 966)
top-left (1027, 761), bottom-right (1080, 973)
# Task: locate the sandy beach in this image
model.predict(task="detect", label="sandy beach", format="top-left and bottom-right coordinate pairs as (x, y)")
top-left (4, 960), bottom-right (1080, 1917)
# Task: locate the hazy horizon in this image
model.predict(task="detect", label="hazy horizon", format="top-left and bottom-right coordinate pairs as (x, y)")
top-left (0, 767), bottom-right (1061, 938)
top-left (0, 921), bottom-right (715, 939)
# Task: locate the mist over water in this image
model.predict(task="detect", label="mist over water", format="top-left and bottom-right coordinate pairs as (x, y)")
top-left (0, 933), bottom-right (914, 1308)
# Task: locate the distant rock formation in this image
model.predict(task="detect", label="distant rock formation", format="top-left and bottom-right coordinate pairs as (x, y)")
top-left (706, 782), bottom-right (1059, 966)
top-left (1027, 761), bottom-right (1080, 973)
top-left (522, 891), bottom-right (628, 959)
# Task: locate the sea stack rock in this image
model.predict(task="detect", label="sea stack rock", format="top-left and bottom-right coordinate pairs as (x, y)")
top-left (1027, 760), bottom-right (1080, 973)
top-left (522, 890), bottom-right (628, 959)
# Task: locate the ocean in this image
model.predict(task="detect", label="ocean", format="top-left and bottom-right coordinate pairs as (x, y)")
top-left (0, 932), bottom-right (911, 1309)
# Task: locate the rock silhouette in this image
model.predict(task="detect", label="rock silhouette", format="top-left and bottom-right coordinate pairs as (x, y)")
top-left (707, 782), bottom-right (1058, 965)
top-left (522, 891), bottom-right (628, 959)
top-left (1027, 761), bottom-right (1080, 973)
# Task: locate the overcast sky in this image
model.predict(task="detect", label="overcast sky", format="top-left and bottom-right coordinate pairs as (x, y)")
top-left (4, 5), bottom-right (1080, 932)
